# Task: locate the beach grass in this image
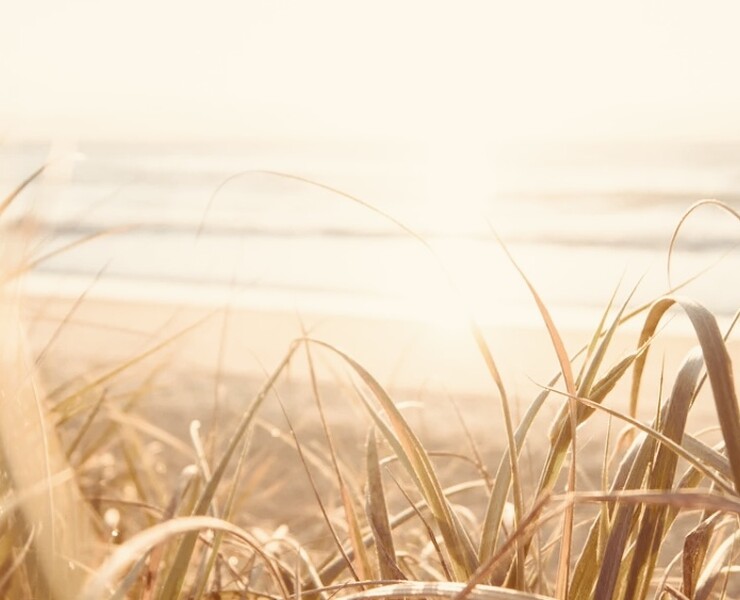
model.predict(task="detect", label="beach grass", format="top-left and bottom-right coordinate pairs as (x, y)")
top-left (0, 168), bottom-right (738, 599)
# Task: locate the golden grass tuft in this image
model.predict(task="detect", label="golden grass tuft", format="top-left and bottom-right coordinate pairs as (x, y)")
top-left (0, 169), bottom-right (738, 599)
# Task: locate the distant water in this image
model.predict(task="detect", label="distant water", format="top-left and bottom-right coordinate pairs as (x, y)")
top-left (1, 141), bottom-right (738, 330)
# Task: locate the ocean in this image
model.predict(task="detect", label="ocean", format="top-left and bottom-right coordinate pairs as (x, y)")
top-left (1, 140), bottom-right (738, 332)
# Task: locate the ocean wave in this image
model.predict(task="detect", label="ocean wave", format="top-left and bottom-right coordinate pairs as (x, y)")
top-left (22, 220), bottom-right (740, 253)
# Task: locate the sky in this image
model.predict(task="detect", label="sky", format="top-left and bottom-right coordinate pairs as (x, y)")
top-left (3, 1), bottom-right (740, 145)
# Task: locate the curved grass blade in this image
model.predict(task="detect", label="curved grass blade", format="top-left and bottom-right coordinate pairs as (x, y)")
top-left (552, 356), bottom-right (733, 599)
top-left (0, 164), bottom-right (46, 216)
top-left (81, 515), bottom-right (289, 600)
top-left (306, 338), bottom-right (479, 581)
top-left (52, 310), bottom-right (219, 424)
top-left (317, 480), bottom-right (484, 585)
top-left (366, 430), bottom-right (406, 581)
top-left (695, 530), bottom-right (740, 600)
top-left (0, 295), bottom-right (103, 600)
top-left (304, 337), bottom-right (373, 582)
top-left (549, 279), bottom-right (640, 445)
top-left (667, 199), bottom-right (740, 289)
top-left (630, 296), bottom-right (740, 491)
top-left (278, 395), bottom-right (362, 585)
top-left (468, 321), bottom-right (525, 583)
top-left (345, 581), bottom-right (556, 600)
top-left (157, 341), bottom-right (301, 599)
top-left (204, 171), bottom-right (525, 582)
top-left (4, 225), bottom-right (133, 282)
top-left (682, 512), bottom-right (725, 598)
top-left (619, 349), bottom-right (704, 600)
top-left (492, 233), bottom-right (578, 597)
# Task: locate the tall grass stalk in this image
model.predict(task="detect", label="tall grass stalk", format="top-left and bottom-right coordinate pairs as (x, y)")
top-left (0, 168), bottom-right (738, 599)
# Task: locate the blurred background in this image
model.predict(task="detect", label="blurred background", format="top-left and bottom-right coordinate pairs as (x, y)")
top-left (0, 1), bottom-right (738, 391)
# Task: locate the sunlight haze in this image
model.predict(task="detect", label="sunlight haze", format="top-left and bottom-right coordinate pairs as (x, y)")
top-left (4, 1), bottom-right (740, 144)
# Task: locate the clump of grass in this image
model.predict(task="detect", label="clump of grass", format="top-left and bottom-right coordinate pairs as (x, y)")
top-left (0, 168), bottom-right (738, 599)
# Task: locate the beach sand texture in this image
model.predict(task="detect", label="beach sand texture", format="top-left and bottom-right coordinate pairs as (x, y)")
top-left (25, 295), bottom-right (739, 507)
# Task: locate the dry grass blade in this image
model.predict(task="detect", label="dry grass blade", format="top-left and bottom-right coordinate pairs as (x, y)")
top-left (468, 321), bottom-right (524, 584)
top-left (559, 482), bottom-right (740, 600)
top-left (341, 581), bottom-right (556, 600)
top-left (681, 434), bottom-right (731, 480)
top-left (189, 377), bottom-right (257, 599)
top-left (540, 350), bottom-right (642, 510)
top-left (621, 348), bottom-right (705, 600)
top-left (550, 281), bottom-right (639, 446)
top-left (551, 392), bottom-right (735, 495)
top-left (667, 199), bottom-right (740, 288)
top-left (580, 279), bottom-right (638, 398)
top-left (520, 350), bottom-right (640, 598)
top-left (567, 390), bottom-right (733, 599)
top-left (0, 525), bottom-right (35, 591)
top-left (207, 172), bottom-right (524, 584)
top-left (52, 310), bottom-right (219, 424)
top-left (201, 170), bottom-right (428, 247)
top-left (0, 295), bottom-right (102, 600)
top-left (458, 494), bottom-right (553, 599)
top-left (66, 389), bottom-right (109, 459)
top-left (317, 481), bottom-right (484, 585)
top-left (140, 465), bottom-right (200, 600)
top-left (632, 296), bottom-right (740, 491)
top-left (575, 280), bottom-right (622, 390)
top-left (390, 471), bottom-right (454, 581)
top-left (100, 407), bottom-right (195, 460)
top-left (493, 233), bottom-right (578, 598)
top-left (157, 341), bottom-right (301, 599)
top-left (307, 338), bottom-right (478, 581)
top-left (563, 489), bottom-right (740, 513)
top-left (479, 370), bottom-right (564, 583)
top-left (366, 430), bottom-right (406, 581)
top-left (682, 512), bottom-right (724, 598)
top-left (279, 395), bottom-right (362, 586)
top-left (0, 470), bottom-right (75, 527)
top-left (0, 164), bottom-right (46, 217)
top-left (4, 225), bottom-right (133, 282)
top-left (447, 396), bottom-right (493, 489)
top-left (694, 530), bottom-right (740, 600)
top-left (81, 515), bottom-right (286, 600)
top-left (304, 337), bottom-right (373, 582)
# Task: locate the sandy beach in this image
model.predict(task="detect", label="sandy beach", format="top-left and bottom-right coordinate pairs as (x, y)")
top-left (24, 293), bottom-right (739, 457)
top-left (5, 4), bottom-right (740, 596)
